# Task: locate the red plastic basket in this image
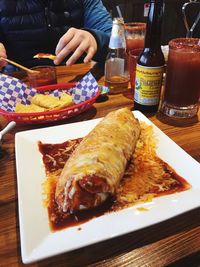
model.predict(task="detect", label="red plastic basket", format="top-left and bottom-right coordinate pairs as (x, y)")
top-left (0, 83), bottom-right (100, 124)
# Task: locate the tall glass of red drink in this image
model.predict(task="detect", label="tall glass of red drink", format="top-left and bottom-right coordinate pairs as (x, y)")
top-left (160, 38), bottom-right (200, 118)
top-left (128, 48), bottom-right (143, 93)
top-left (124, 22), bottom-right (146, 52)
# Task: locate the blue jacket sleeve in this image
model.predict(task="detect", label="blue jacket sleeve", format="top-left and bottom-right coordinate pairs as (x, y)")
top-left (82, 0), bottom-right (112, 63)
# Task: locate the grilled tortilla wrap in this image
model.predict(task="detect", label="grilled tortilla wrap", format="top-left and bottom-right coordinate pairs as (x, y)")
top-left (55, 108), bottom-right (141, 213)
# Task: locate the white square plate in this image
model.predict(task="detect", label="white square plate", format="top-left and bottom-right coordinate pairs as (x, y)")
top-left (15, 111), bottom-right (200, 264)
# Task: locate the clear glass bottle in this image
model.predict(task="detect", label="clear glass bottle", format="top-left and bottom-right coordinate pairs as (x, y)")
top-left (134, 0), bottom-right (165, 112)
top-left (104, 17), bottom-right (129, 94)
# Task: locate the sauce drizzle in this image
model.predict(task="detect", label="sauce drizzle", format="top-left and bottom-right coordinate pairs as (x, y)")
top-left (39, 133), bottom-right (191, 232)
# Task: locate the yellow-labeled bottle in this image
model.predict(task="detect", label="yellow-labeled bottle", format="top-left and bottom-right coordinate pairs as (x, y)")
top-left (134, 0), bottom-right (165, 112)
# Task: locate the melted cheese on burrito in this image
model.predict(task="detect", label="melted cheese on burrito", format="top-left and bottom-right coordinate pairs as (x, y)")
top-left (55, 108), bottom-right (141, 213)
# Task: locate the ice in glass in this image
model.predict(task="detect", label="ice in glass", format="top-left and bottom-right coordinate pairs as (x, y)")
top-left (125, 22), bottom-right (146, 52)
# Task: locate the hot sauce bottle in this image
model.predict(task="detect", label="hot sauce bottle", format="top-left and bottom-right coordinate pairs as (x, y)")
top-left (134, 0), bottom-right (165, 112)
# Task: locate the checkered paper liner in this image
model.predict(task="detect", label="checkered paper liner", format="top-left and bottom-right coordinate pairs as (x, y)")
top-left (0, 72), bottom-right (99, 112)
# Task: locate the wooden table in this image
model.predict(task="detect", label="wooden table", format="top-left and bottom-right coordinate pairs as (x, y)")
top-left (0, 63), bottom-right (200, 267)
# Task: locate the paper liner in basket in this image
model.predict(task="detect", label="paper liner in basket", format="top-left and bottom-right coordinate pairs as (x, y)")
top-left (0, 72), bottom-right (99, 112)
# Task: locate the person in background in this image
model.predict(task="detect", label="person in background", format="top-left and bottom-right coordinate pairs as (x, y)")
top-left (0, 0), bottom-right (112, 71)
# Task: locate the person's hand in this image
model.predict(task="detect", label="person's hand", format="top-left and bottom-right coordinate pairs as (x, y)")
top-left (0, 43), bottom-right (7, 69)
top-left (54, 28), bottom-right (97, 66)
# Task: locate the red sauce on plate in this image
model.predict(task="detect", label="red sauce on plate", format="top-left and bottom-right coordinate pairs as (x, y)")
top-left (38, 138), bottom-right (191, 232)
top-left (38, 138), bottom-right (82, 173)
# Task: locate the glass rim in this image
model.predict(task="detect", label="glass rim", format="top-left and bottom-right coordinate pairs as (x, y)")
top-left (28, 65), bottom-right (56, 77)
top-left (30, 65), bottom-right (56, 70)
top-left (169, 38), bottom-right (200, 52)
top-left (124, 22), bottom-right (146, 31)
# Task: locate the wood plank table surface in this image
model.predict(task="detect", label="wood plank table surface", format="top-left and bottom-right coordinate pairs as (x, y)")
top-left (0, 62), bottom-right (200, 267)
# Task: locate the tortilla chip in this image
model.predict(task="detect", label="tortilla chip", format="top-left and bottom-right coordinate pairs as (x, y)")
top-left (15, 103), bottom-right (47, 113)
top-left (15, 93), bottom-right (74, 113)
top-left (58, 93), bottom-right (74, 109)
top-left (33, 53), bottom-right (56, 60)
top-left (31, 93), bottom-right (74, 110)
top-left (31, 94), bottom-right (61, 109)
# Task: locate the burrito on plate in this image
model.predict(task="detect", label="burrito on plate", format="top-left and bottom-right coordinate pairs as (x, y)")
top-left (55, 108), bottom-right (141, 213)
